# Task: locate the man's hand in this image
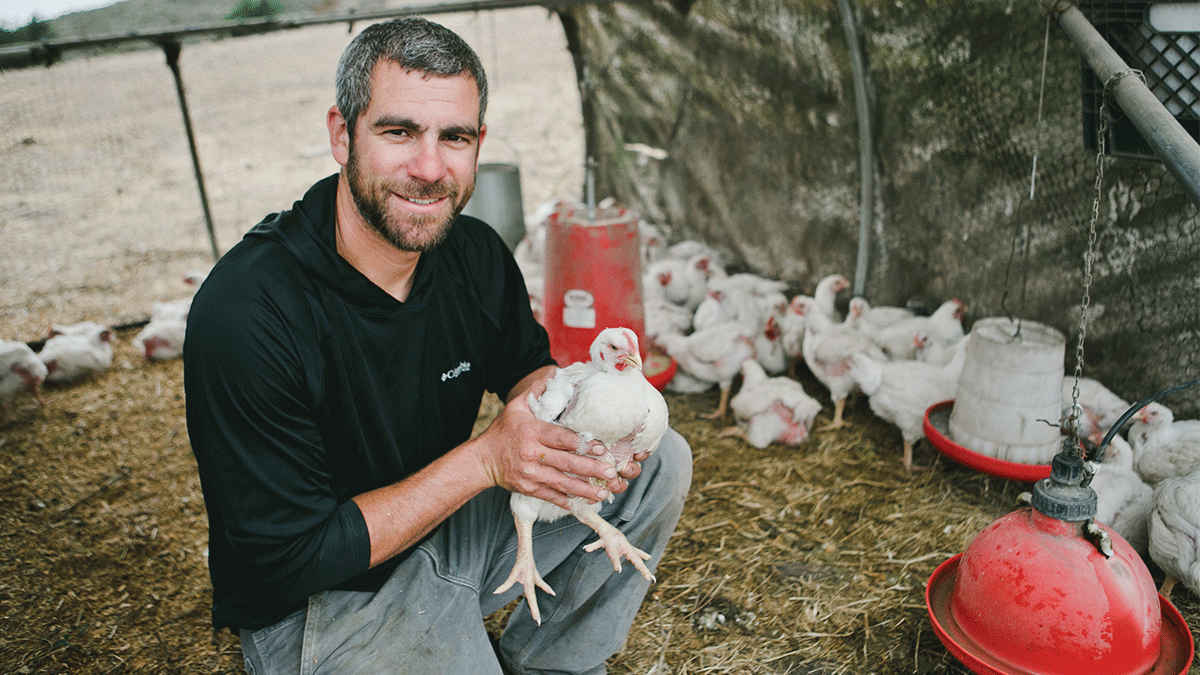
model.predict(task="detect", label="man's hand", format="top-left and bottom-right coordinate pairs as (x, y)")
top-left (475, 382), bottom-right (620, 509)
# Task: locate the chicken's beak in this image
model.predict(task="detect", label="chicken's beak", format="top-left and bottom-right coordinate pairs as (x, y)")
top-left (619, 353), bottom-right (643, 371)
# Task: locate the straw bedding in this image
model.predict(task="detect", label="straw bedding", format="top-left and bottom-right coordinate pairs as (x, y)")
top-left (2, 331), bottom-right (1194, 674)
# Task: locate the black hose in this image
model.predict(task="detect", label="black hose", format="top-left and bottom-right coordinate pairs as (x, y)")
top-left (1095, 376), bottom-right (1200, 463)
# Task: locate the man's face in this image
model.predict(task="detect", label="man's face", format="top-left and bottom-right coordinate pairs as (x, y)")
top-left (340, 62), bottom-right (485, 253)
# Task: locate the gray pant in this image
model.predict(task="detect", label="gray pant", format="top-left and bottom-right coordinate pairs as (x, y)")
top-left (240, 428), bottom-right (692, 675)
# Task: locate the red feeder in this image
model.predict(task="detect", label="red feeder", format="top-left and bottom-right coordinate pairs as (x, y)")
top-left (542, 201), bottom-right (675, 390)
top-left (926, 445), bottom-right (1194, 674)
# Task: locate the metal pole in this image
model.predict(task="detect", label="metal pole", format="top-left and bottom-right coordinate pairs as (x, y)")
top-left (160, 38), bottom-right (221, 262)
top-left (1037, 0), bottom-right (1200, 209)
top-left (836, 0), bottom-right (874, 297)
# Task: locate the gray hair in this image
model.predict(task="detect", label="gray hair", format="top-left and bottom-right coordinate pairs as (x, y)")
top-left (335, 17), bottom-right (488, 135)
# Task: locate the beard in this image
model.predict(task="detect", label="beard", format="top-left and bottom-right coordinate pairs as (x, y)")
top-left (345, 145), bottom-right (475, 253)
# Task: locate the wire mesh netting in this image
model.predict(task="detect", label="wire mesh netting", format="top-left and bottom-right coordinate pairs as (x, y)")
top-left (867, 0), bottom-right (1200, 415)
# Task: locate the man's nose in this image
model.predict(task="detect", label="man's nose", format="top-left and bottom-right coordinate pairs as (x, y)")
top-left (407, 139), bottom-right (449, 183)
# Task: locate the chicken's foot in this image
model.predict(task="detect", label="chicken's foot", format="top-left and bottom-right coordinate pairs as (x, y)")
top-left (494, 514), bottom-right (556, 625)
top-left (817, 398), bottom-right (849, 431)
top-left (570, 504), bottom-right (655, 583)
top-left (699, 386), bottom-right (731, 420)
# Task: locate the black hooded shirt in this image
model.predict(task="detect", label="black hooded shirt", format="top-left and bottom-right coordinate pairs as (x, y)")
top-left (184, 173), bottom-right (555, 631)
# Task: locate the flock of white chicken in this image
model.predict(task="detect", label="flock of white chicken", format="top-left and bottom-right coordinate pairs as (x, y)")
top-left (516, 208), bottom-right (1200, 603)
top-left (0, 271), bottom-right (202, 425)
top-left (515, 208), bottom-right (970, 472)
top-left (2, 209), bottom-right (1197, 604)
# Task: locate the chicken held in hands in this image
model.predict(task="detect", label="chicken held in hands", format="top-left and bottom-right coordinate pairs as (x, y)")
top-left (496, 327), bottom-right (669, 624)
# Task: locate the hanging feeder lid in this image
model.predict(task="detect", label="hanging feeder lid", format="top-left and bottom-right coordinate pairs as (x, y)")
top-left (924, 400), bottom-right (1052, 482)
top-left (926, 553), bottom-right (1194, 675)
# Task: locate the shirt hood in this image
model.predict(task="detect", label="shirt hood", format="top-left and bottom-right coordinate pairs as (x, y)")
top-left (243, 173), bottom-right (433, 312)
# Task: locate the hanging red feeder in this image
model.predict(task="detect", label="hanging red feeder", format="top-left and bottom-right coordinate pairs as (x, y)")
top-left (541, 200), bottom-right (676, 391)
top-left (543, 201), bottom-right (645, 367)
top-left (926, 443), bottom-right (1194, 674)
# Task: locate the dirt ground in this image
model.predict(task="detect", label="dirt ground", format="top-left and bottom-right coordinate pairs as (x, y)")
top-left (1, 6), bottom-right (1197, 675)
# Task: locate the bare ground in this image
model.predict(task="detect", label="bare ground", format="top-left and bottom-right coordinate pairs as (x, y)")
top-left (1, 6), bottom-right (1197, 675)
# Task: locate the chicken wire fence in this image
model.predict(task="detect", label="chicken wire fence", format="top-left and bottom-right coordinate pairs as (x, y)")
top-left (864, 0), bottom-right (1200, 416)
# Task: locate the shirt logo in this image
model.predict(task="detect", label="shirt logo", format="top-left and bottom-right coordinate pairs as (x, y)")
top-left (441, 361), bottom-right (471, 382)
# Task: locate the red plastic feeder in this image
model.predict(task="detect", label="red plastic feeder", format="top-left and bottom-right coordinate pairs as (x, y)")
top-left (542, 201), bottom-right (674, 391)
top-left (926, 447), bottom-right (1194, 674)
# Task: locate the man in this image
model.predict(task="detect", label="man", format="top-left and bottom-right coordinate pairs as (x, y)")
top-left (184, 16), bottom-right (691, 675)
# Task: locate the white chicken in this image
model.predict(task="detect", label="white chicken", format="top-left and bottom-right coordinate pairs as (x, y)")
top-left (848, 336), bottom-right (967, 472)
top-left (1086, 434), bottom-right (1152, 554)
top-left (719, 358), bottom-right (822, 448)
top-left (693, 274), bottom-right (788, 333)
top-left (182, 269), bottom-right (209, 290)
top-left (780, 294), bottom-right (811, 379)
top-left (514, 223), bottom-right (547, 270)
top-left (639, 222), bottom-right (669, 265)
top-left (912, 331), bottom-right (961, 366)
top-left (655, 321), bottom-right (756, 420)
top-left (495, 327), bottom-right (668, 624)
top-left (643, 296), bottom-right (694, 341)
top-left (812, 273), bottom-right (850, 322)
top-left (1129, 402), bottom-right (1200, 484)
top-left (1148, 469), bottom-right (1200, 600)
top-left (514, 255), bottom-right (544, 326)
top-left (665, 239), bottom-right (726, 269)
top-left (149, 298), bottom-right (191, 323)
top-left (849, 297), bottom-right (914, 337)
top-left (799, 296), bottom-right (883, 430)
top-left (1, 339), bottom-right (48, 425)
top-left (872, 299), bottom-right (967, 361)
top-left (1060, 376), bottom-right (1132, 445)
top-left (644, 252), bottom-right (725, 311)
top-left (754, 315), bottom-right (787, 376)
top-left (38, 321), bottom-right (115, 384)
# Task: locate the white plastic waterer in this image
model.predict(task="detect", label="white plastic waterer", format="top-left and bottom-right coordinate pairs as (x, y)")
top-left (949, 317), bottom-right (1065, 465)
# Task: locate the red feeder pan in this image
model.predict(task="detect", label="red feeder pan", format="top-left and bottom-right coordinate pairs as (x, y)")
top-left (643, 352), bottom-right (677, 392)
top-left (927, 550), bottom-right (1193, 674)
top-left (924, 400), bottom-right (1052, 482)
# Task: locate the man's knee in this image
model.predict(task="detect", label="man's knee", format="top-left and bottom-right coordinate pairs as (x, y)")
top-left (645, 427), bottom-right (693, 503)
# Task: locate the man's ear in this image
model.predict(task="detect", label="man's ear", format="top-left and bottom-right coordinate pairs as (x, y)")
top-left (328, 105), bottom-right (350, 167)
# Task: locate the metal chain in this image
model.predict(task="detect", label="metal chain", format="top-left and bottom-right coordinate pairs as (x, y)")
top-left (1066, 74), bottom-right (1122, 445)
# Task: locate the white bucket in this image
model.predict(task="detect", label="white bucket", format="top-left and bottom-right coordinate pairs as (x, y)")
top-left (949, 317), bottom-right (1065, 465)
top-left (461, 162), bottom-right (526, 251)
